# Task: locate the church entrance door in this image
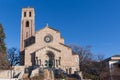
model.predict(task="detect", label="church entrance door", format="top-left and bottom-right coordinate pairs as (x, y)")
top-left (46, 51), bottom-right (55, 68)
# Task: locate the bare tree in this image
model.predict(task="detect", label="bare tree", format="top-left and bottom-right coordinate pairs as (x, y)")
top-left (69, 44), bottom-right (92, 70)
top-left (69, 44), bottom-right (96, 79)
top-left (92, 54), bottom-right (113, 80)
top-left (69, 44), bottom-right (120, 80)
top-left (7, 48), bottom-right (20, 67)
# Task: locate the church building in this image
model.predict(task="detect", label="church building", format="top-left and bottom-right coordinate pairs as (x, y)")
top-left (20, 7), bottom-right (79, 74)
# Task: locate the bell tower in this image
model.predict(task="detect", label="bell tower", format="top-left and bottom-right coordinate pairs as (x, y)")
top-left (20, 7), bottom-right (35, 51)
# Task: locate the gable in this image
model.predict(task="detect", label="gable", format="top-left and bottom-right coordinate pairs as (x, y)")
top-left (36, 26), bottom-right (60, 34)
top-left (35, 26), bottom-right (64, 45)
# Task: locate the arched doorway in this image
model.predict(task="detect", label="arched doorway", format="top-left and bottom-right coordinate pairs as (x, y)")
top-left (45, 51), bottom-right (55, 68)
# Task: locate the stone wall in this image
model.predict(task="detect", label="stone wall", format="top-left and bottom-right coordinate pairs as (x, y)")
top-left (0, 66), bottom-right (25, 79)
top-left (0, 70), bottom-right (13, 79)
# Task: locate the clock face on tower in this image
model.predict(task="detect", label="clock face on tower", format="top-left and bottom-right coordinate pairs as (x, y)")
top-left (44, 34), bottom-right (53, 43)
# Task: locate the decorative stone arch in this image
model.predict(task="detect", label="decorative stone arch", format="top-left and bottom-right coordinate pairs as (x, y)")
top-left (36, 46), bottom-right (61, 68)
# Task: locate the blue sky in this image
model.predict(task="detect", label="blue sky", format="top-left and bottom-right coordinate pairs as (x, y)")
top-left (0, 0), bottom-right (120, 58)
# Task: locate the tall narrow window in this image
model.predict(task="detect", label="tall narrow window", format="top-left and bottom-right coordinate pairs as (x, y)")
top-left (24, 12), bottom-right (26, 17)
top-left (29, 12), bottom-right (32, 17)
top-left (59, 57), bottom-right (61, 65)
top-left (56, 60), bottom-right (58, 67)
top-left (26, 21), bottom-right (29, 27)
top-left (69, 68), bottom-right (72, 74)
top-left (31, 52), bottom-right (35, 66)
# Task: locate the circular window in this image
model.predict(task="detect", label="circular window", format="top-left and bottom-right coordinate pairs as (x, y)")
top-left (44, 34), bottom-right (53, 43)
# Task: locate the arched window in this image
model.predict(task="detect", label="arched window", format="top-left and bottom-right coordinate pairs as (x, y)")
top-left (26, 21), bottom-right (29, 27)
top-left (29, 12), bottom-right (32, 17)
top-left (24, 12), bottom-right (26, 17)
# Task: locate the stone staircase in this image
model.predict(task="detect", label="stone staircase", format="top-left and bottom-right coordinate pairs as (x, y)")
top-left (18, 70), bottom-right (24, 79)
top-left (30, 67), bottom-right (54, 80)
top-left (44, 69), bottom-right (54, 80)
